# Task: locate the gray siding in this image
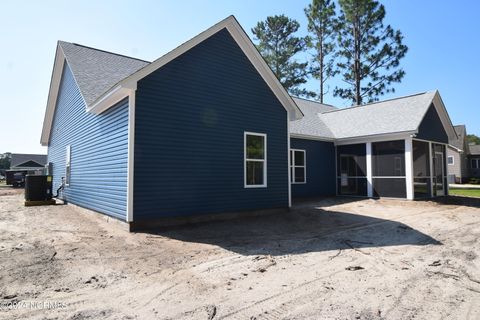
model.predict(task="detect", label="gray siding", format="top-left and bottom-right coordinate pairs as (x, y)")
top-left (48, 63), bottom-right (129, 219)
top-left (416, 104), bottom-right (448, 144)
top-left (290, 138), bottom-right (336, 198)
top-left (133, 28), bottom-right (289, 220)
top-left (447, 147), bottom-right (462, 182)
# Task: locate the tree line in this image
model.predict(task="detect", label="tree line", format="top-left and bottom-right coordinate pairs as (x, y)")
top-left (251, 0), bottom-right (408, 105)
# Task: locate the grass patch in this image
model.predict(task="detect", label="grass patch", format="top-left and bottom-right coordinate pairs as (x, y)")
top-left (449, 188), bottom-right (480, 198)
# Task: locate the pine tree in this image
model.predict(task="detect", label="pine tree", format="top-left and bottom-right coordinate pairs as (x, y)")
top-left (252, 15), bottom-right (314, 98)
top-left (334, 0), bottom-right (408, 105)
top-left (305, 0), bottom-right (338, 103)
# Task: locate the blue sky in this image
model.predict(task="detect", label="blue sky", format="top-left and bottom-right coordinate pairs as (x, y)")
top-left (1, 0), bottom-right (479, 154)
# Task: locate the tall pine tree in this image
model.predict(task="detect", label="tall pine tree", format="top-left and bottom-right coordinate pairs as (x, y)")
top-left (252, 15), bottom-right (314, 98)
top-left (334, 0), bottom-right (408, 105)
top-left (305, 0), bottom-right (338, 103)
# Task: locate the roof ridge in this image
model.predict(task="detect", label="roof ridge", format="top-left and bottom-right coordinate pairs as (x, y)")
top-left (321, 91), bottom-right (434, 114)
top-left (59, 41), bottom-right (151, 64)
top-left (292, 96), bottom-right (338, 109)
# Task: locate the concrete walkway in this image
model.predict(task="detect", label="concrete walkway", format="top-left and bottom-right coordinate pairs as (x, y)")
top-left (449, 183), bottom-right (480, 189)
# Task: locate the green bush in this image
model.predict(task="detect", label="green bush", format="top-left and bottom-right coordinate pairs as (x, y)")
top-left (468, 178), bottom-right (480, 185)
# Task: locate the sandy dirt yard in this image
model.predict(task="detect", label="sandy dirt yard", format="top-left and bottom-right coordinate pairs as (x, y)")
top-left (0, 187), bottom-right (479, 320)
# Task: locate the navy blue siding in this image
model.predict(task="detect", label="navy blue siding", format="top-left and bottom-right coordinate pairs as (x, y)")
top-left (134, 28), bottom-right (288, 220)
top-left (290, 138), bottom-right (336, 198)
top-left (416, 104), bottom-right (448, 143)
top-left (48, 64), bottom-right (129, 219)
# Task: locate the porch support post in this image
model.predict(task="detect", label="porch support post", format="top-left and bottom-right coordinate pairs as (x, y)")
top-left (405, 138), bottom-right (414, 200)
top-left (429, 141), bottom-right (434, 197)
top-left (366, 142), bottom-right (373, 198)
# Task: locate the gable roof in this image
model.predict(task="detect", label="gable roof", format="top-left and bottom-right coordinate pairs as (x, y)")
top-left (58, 41), bottom-right (149, 107)
top-left (41, 15), bottom-right (303, 146)
top-left (470, 145), bottom-right (480, 155)
top-left (292, 90), bottom-right (457, 142)
top-left (449, 125), bottom-right (466, 151)
top-left (290, 97), bottom-right (337, 140)
top-left (11, 154), bottom-right (47, 168)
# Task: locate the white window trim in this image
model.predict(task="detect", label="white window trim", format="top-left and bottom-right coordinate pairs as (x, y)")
top-left (472, 158), bottom-right (479, 169)
top-left (244, 132), bottom-right (267, 188)
top-left (65, 145), bottom-right (71, 187)
top-left (447, 156), bottom-right (454, 166)
top-left (290, 149), bottom-right (306, 184)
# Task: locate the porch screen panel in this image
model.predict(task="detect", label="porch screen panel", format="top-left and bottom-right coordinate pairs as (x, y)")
top-left (413, 140), bottom-right (431, 198)
top-left (337, 144), bottom-right (367, 196)
top-left (372, 140), bottom-right (406, 198)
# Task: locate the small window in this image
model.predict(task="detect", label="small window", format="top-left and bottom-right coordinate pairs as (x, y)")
top-left (65, 145), bottom-right (71, 186)
top-left (447, 156), bottom-right (454, 165)
top-left (473, 159), bottom-right (479, 169)
top-left (245, 133), bottom-right (266, 187)
top-left (290, 149), bottom-right (306, 184)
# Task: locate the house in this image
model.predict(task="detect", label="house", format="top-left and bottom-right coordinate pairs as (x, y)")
top-left (40, 16), bottom-right (457, 229)
top-left (447, 125), bottom-right (470, 183)
top-left (6, 153), bottom-right (47, 185)
top-left (469, 145), bottom-right (480, 179)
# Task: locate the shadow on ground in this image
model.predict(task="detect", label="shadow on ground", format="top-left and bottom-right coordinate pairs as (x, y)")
top-left (144, 197), bottom-right (441, 256)
top-left (433, 195), bottom-right (480, 208)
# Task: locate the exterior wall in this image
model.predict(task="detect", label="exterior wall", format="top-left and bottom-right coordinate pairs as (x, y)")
top-left (416, 104), bottom-right (449, 144)
top-left (470, 156), bottom-right (480, 178)
top-left (290, 138), bottom-right (336, 198)
top-left (48, 63), bottom-right (129, 220)
top-left (447, 147), bottom-right (462, 183)
top-left (133, 28), bottom-right (289, 220)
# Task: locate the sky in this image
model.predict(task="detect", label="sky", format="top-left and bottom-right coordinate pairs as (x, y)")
top-left (1, 0), bottom-right (479, 154)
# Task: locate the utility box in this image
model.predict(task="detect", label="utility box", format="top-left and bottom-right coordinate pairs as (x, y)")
top-left (25, 175), bottom-right (55, 205)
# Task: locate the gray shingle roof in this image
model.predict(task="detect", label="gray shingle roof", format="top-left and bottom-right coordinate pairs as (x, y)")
top-left (292, 91), bottom-right (439, 140)
top-left (11, 154), bottom-right (47, 168)
top-left (470, 144), bottom-right (480, 155)
top-left (450, 125), bottom-right (466, 150)
top-left (290, 97), bottom-right (337, 139)
top-left (58, 41), bottom-right (150, 107)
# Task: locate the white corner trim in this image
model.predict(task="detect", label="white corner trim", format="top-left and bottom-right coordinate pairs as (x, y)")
top-left (126, 90), bottom-right (135, 222)
top-left (287, 118), bottom-right (292, 207)
top-left (405, 138), bottom-right (414, 200)
top-left (366, 142), bottom-right (373, 197)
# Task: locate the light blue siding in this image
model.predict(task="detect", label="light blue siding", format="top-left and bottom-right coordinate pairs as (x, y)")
top-left (48, 63), bottom-right (129, 219)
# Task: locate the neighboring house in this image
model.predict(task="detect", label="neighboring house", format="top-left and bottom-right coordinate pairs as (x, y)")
top-left (447, 125), bottom-right (470, 183)
top-left (469, 145), bottom-right (480, 178)
top-left (40, 16), bottom-right (457, 229)
top-left (6, 153), bottom-right (47, 185)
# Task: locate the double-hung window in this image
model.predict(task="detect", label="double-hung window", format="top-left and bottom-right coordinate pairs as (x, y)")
top-left (290, 149), bottom-right (306, 184)
top-left (472, 158), bottom-right (479, 169)
top-left (447, 156), bottom-right (454, 165)
top-left (65, 145), bottom-right (71, 186)
top-left (245, 132), bottom-right (266, 187)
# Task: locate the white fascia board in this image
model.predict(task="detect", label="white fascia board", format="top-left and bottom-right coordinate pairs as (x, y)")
top-left (86, 85), bottom-right (131, 114)
top-left (90, 16), bottom-right (303, 121)
top-left (40, 44), bottom-right (66, 146)
top-left (335, 131), bottom-right (415, 146)
top-left (289, 133), bottom-right (335, 142)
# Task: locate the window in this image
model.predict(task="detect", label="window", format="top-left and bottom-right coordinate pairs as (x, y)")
top-left (65, 145), bottom-right (71, 186)
top-left (473, 158), bottom-right (479, 169)
top-left (244, 132), bottom-right (266, 187)
top-left (447, 156), bottom-right (454, 165)
top-left (290, 149), bottom-right (306, 184)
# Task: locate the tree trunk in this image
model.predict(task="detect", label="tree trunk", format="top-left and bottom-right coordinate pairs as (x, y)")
top-left (353, 14), bottom-right (361, 105)
top-left (319, 38), bottom-right (324, 104)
